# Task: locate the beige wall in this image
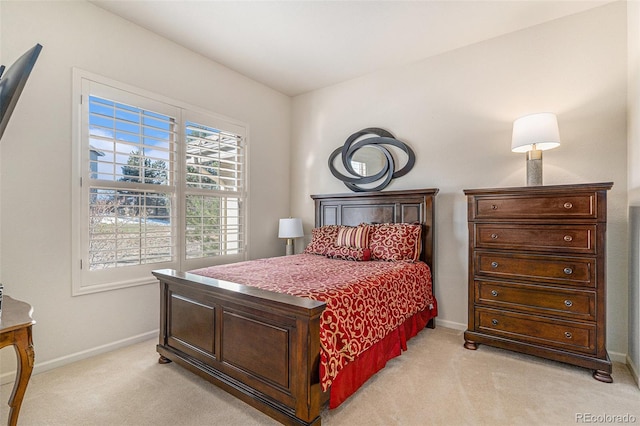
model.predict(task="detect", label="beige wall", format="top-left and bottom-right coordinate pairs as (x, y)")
top-left (1, 0), bottom-right (635, 384)
top-left (0, 1), bottom-right (290, 379)
top-left (291, 2), bottom-right (629, 358)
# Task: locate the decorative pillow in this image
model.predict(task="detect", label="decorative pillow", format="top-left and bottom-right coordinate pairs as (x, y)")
top-left (326, 244), bottom-right (371, 261)
top-left (304, 225), bottom-right (341, 256)
top-left (369, 223), bottom-right (422, 262)
top-left (335, 224), bottom-right (371, 248)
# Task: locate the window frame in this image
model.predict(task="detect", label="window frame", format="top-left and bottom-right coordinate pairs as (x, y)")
top-left (71, 69), bottom-right (249, 296)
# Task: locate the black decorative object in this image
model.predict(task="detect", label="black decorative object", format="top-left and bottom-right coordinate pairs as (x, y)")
top-left (328, 127), bottom-right (415, 192)
top-left (0, 44), bottom-right (43, 142)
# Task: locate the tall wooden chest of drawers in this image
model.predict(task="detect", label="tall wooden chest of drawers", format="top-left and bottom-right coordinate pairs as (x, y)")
top-left (463, 182), bottom-right (613, 382)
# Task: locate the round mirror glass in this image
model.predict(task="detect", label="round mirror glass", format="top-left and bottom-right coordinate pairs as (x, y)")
top-left (350, 146), bottom-right (386, 177)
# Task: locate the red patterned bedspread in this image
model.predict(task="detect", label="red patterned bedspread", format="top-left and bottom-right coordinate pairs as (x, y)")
top-left (189, 253), bottom-right (435, 392)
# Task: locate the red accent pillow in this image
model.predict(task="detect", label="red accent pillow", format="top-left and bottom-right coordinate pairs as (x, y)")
top-left (304, 225), bottom-right (341, 256)
top-left (335, 224), bottom-right (371, 248)
top-left (326, 245), bottom-right (372, 261)
top-left (369, 223), bottom-right (422, 262)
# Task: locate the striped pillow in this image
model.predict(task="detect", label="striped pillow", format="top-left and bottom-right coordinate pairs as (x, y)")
top-left (335, 224), bottom-right (371, 249)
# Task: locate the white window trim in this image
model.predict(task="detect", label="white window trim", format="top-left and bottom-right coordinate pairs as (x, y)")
top-left (71, 68), bottom-right (249, 296)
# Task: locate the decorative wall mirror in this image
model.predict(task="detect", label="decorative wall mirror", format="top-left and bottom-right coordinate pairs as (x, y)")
top-left (350, 146), bottom-right (386, 177)
top-left (328, 127), bottom-right (415, 192)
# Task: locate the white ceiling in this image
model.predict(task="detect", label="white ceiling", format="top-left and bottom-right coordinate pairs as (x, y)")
top-left (91, 0), bottom-right (611, 97)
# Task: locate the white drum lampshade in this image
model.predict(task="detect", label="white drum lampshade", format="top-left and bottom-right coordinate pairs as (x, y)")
top-left (278, 218), bottom-right (303, 255)
top-left (512, 112), bottom-right (561, 186)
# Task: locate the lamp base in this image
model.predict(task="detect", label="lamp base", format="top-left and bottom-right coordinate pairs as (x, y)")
top-left (526, 149), bottom-right (543, 186)
top-left (285, 238), bottom-right (294, 256)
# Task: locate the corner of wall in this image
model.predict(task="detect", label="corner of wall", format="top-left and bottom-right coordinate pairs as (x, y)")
top-left (628, 0), bottom-right (640, 390)
top-left (627, 354), bottom-right (639, 387)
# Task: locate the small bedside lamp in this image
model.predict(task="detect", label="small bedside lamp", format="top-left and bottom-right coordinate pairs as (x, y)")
top-left (278, 218), bottom-right (303, 255)
top-left (511, 112), bottom-right (561, 186)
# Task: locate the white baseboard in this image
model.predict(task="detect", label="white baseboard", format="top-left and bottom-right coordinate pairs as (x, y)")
top-left (608, 350), bottom-right (628, 365)
top-left (435, 318), bottom-right (466, 331)
top-left (626, 354), bottom-right (640, 388)
top-left (0, 330), bottom-right (158, 386)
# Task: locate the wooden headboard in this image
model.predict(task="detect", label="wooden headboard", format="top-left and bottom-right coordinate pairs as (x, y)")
top-left (310, 188), bottom-right (438, 269)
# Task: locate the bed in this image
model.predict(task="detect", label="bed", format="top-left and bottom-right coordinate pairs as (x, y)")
top-left (153, 188), bottom-right (438, 425)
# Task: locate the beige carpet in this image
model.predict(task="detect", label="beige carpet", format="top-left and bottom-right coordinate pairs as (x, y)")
top-left (2, 326), bottom-right (638, 425)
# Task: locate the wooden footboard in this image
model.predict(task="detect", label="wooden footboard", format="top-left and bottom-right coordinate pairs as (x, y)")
top-left (154, 188), bottom-right (438, 424)
top-left (153, 269), bottom-right (327, 426)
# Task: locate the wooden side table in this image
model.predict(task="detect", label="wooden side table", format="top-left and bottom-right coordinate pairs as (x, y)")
top-left (0, 296), bottom-right (35, 426)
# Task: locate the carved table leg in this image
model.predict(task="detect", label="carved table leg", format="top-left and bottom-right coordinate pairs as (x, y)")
top-left (593, 369), bottom-right (613, 383)
top-left (8, 326), bottom-right (34, 426)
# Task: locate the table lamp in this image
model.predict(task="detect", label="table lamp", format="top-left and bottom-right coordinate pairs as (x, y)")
top-left (278, 218), bottom-right (303, 255)
top-left (511, 112), bottom-right (561, 186)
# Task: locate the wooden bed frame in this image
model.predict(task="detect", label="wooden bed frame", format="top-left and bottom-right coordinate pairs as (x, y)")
top-left (152, 188), bottom-right (438, 425)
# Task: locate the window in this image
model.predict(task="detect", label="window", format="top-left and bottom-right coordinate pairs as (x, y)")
top-left (184, 121), bottom-right (244, 259)
top-left (87, 96), bottom-right (175, 271)
top-left (72, 70), bottom-right (247, 295)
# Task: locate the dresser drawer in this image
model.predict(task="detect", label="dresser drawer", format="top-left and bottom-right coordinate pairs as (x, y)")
top-left (475, 280), bottom-right (596, 321)
top-left (476, 308), bottom-right (596, 354)
top-left (472, 193), bottom-right (597, 220)
top-left (475, 252), bottom-right (595, 287)
top-left (474, 224), bottom-right (597, 254)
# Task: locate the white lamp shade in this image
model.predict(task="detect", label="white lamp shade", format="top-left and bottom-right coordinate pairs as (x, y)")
top-left (511, 112), bottom-right (561, 153)
top-left (278, 218), bottom-right (303, 239)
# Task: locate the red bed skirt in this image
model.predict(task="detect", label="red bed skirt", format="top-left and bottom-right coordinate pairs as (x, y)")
top-left (328, 300), bottom-right (438, 408)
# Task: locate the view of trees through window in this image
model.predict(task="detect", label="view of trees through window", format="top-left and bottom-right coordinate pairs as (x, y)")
top-left (184, 123), bottom-right (243, 259)
top-left (86, 95), bottom-right (244, 271)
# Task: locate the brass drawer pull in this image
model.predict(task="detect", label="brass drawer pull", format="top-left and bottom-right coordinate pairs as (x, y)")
top-left (491, 204), bottom-right (498, 210)
top-left (563, 267), bottom-right (573, 275)
top-left (491, 290), bottom-right (499, 297)
top-left (564, 202), bottom-right (573, 209)
top-left (491, 233), bottom-right (498, 239)
top-left (564, 300), bottom-right (573, 307)
top-left (564, 331), bottom-right (573, 339)
top-left (491, 319), bottom-right (499, 326)
top-left (491, 262), bottom-right (499, 268)
top-left (564, 235), bottom-right (573, 242)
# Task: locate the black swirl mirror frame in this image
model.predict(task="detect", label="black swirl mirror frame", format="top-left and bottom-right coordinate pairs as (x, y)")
top-left (328, 127), bottom-right (415, 192)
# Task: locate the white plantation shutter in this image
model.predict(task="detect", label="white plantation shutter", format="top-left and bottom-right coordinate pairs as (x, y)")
top-left (88, 96), bottom-right (176, 185)
top-left (87, 95), bottom-right (177, 272)
top-left (73, 71), bottom-right (247, 295)
top-left (185, 122), bottom-right (244, 192)
top-left (184, 119), bottom-right (245, 259)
